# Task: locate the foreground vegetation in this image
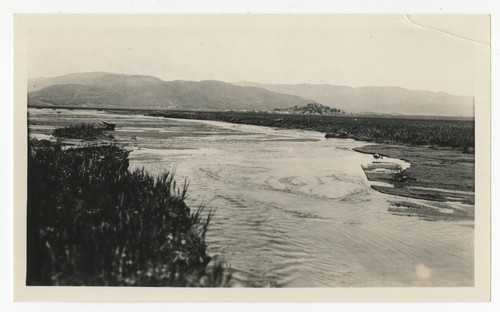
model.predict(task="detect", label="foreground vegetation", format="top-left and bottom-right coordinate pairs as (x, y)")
top-left (148, 110), bottom-right (474, 149)
top-left (27, 134), bottom-right (229, 286)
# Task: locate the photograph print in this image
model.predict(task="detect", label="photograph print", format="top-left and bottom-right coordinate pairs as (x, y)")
top-left (15, 14), bottom-right (490, 299)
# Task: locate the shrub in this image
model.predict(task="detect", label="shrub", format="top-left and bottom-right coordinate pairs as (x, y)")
top-left (27, 140), bottom-right (229, 286)
top-left (392, 170), bottom-right (414, 186)
top-left (52, 123), bottom-right (107, 139)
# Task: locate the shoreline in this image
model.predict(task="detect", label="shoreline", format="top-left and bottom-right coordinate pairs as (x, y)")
top-left (353, 144), bottom-right (474, 222)
top-left (145, 111), bottom-right (475, 222)
top-left (27, 127), bottom-right (230, 286)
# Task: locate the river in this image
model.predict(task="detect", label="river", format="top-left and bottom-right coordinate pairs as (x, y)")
top-left (28, 108), bottom-right (474, 287)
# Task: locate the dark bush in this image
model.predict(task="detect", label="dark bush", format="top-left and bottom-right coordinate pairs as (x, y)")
top-left (52, 123), bottom-right (107, 139)
top-left (27, 139), bottom-right (229, 286)
top-left (392, 170), bottom-right (415, 186)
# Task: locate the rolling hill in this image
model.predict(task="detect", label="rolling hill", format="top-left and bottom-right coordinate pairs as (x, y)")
top-left (27, 72), bottom-right (315, 111)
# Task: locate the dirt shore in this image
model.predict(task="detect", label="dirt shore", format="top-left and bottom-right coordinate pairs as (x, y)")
top-left (354, 144), bottom-right (474, 222)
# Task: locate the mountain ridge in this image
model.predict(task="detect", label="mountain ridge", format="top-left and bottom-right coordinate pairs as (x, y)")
top-left (28, 72), bottom-right (474, 117)
top-left (28, 72), bottom-right (316, 111)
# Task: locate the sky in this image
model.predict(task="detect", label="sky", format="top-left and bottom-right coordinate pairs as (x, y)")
top-left (25, 15), bottom-right (489, 96)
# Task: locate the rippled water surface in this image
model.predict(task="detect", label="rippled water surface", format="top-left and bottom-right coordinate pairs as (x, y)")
top-left (28, 108), bottom-right (474, 287)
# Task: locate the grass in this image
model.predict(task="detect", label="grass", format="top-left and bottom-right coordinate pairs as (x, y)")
top-left (147, 111), bottom-right (474, 149)
top-left (27, 138), bottom-right (230, 286)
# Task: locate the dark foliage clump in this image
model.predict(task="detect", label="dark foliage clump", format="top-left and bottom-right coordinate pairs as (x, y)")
top-left (392, 170), bottom-right (415, 186)
top-left (27, 139), bottom-right (229, 287)
top-left (52, 123), bottom-right (107, 139)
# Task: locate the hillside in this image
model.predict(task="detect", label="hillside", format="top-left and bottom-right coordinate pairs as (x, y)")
top-left (28, 73), bottom-right (315, 111)
top-left (236, 82), bottom-right (474, 117)
top-left (28, 72), bottom-right (166, 92)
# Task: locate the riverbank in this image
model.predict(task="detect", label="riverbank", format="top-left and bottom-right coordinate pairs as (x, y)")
top-left (27, 125), bottom-right (230, 286)
top-left (354, 144), bottom-right (474, 222)
top-left (145, 110), bottom-right (474, 148)
top-left (144, 110), bottom-right (475, 222)
top-left (354, 144), bottom-right (474, 193)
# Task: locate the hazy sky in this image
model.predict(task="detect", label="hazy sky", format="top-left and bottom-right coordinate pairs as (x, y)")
top-left (26, 15), bottom-right (489, 96)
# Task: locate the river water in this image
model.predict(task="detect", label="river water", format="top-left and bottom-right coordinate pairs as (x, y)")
top-left (28, 108), bottom-right (474, 287)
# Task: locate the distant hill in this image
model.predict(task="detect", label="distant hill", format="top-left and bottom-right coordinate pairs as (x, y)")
top-left (236, 82), bottom-right (474, 117)
top-left (28, 72), bottom-right (315, 111)
top-left (274, 103), bottom-right (345, 115)
top-left (28, 72), bottom-right (165, 92)
top-left (28, 72), bottom-right (474, 116)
